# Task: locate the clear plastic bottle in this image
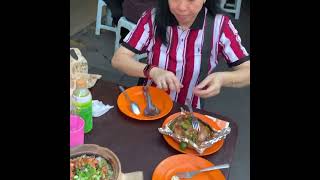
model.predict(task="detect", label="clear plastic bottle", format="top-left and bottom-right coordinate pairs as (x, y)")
top-left (71, 79), bottom-right (93, 133)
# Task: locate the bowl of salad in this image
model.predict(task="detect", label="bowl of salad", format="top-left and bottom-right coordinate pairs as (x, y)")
top-left (70, 144), bottom-right (121, 180)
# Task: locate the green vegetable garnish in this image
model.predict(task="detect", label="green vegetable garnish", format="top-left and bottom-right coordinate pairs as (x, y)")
top-left (169, 121), bottom-right (176, 130)
top-left (191, 134), bottom-right (197, 143)
top-left (187, 117), bottom-right (192, 124)
top-left (71, 155), bottom-right (113, 180)
top-left (181, 122), bottom-right (190, 130)
top-left (179, 142), bottom-right (188, 150)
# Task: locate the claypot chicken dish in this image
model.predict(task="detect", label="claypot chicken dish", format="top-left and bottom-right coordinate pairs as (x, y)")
top-left (70, 154), bottom-right (114, 180)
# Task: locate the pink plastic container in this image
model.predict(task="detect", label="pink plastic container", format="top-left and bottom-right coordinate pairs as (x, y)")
top-left (70, 115), bottom-right (85, 147)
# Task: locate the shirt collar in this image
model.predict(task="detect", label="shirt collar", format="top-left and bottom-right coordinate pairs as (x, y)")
top-left (168, 6), bottom-right (206, 30)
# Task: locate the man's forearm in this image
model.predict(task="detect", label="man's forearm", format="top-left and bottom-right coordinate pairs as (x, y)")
top-left (111, 51), bottom-right (146, 78)
top-left (221, 66), bottom-right (250, 88)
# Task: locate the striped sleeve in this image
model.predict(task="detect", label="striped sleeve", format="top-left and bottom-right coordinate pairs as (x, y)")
top-left (121, 9), bottom-right (154, 54)
top-left (218, 16), bottom-right (249, 67)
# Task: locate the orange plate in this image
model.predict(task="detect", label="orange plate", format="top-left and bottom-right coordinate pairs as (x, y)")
top-left (117, 86), bottom-right (173, 120)
top-left (162, 112), bottom-right (224, 156)
top-left (152, 154), bottom-right (226, 180)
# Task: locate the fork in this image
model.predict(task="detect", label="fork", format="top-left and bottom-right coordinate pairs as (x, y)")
top-left (186, 98), bottom-right (200, 131)
top-left (143, 86), bottom-right (160, 116)
top-left (174, 163), bottom-right (230, 179)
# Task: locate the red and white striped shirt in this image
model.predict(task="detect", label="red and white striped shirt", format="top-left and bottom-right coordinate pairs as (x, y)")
top-left (122, 7), bottom-right (249, 108)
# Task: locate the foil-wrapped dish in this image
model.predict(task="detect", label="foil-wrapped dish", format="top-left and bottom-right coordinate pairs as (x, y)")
top-left (158, 109), bottom-right (231, 155)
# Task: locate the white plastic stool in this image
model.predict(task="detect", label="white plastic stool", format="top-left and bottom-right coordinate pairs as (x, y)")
top-left (220, 0), bottom-right (242, 20)
top-left (95, 0), bottom-right (116, 35)
top-left (116, 17), bottom-right (147, 60)
top-left (95, 1), bottom-right (147, 60)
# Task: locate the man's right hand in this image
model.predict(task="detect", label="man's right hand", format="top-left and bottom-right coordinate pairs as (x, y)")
top-left (149, 67), bottom-right (183, 93)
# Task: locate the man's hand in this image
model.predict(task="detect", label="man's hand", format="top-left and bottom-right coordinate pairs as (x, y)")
top-left (149, 67), bottom-right (183, 93)
top-left (193, 72), bottom-right (225, 98)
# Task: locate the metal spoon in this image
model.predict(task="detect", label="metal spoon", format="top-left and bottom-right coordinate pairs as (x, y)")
top-left (119, 86), bottom-right (141, 115)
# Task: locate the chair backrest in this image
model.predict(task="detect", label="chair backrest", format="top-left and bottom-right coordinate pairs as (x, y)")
top-left (219, 0), bottom-right (242, 19)
top-left (220, 0), bottom-right (227, 8)
top-left (116, 17), bottom-right (148, 60)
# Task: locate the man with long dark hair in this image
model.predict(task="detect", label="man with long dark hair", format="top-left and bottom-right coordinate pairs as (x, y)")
top-left (112, 0), bottom-right (250, 109)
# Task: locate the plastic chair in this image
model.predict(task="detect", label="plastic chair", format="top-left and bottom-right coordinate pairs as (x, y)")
top-left (220, 0), bottom-right (242, 20)
top-left (95, 1), bottom-right (147, 60)
top-left (95, 0), bottom-right (116, 35)
top-left (115, 17), bottom-right (147, 60)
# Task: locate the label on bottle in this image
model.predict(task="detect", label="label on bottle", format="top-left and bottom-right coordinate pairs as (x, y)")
top-left (72, 95), bottom-right (93, 133)
top-left (72, 95), bottom-right (92, 103)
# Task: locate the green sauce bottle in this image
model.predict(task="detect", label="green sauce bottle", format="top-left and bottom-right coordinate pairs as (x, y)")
top-left (71, 79), bottom-right (93, 133)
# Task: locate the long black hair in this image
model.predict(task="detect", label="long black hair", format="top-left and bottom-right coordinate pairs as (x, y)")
top-left (155, 0), bottom-right (220, 46)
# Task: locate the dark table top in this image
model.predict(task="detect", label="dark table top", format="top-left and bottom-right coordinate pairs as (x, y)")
top-left (85, 80), bottom-right (238, 180)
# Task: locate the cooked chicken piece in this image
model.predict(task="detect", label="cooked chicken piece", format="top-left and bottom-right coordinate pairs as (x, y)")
top-left (171, 113), bottom-right (216, 146)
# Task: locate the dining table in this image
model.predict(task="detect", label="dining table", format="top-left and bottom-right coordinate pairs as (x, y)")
top-left (84, 79), bottom-right (238, 180)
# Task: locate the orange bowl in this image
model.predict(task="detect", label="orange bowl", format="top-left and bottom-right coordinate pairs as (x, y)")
top-left (152, 154), bottom-right (226, 180)
top-left (117, 86), bottom-right (173, 120)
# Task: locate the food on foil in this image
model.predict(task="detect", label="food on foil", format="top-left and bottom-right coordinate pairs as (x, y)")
top-left (169, 111), bottom-right (217, 151)
top-left (70, 154), bottom-right (114, 180)
top-left (158, 108), bottom-right (231, 154)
